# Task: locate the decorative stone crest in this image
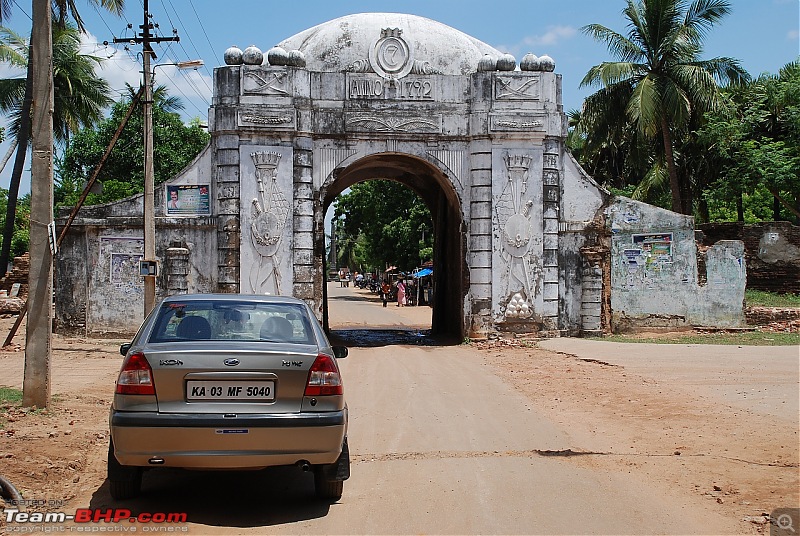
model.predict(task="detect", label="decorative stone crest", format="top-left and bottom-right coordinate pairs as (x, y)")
top-left (346, 27), bottom-right (442, 79)
top-left (496, 153), bottom-right (536, 320)
top-left (242, 69), bottom-right (289, 96)
top-left (248, 151), bottom-right (290, 294)
top-left (494, 76), bottom-right (540, 100)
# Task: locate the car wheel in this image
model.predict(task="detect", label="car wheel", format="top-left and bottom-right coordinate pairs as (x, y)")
top-left (107, 440), bottom-right (142, 500)
top-left (314, 438), bottom-right (348, 501)
top-left (314, 472), bottom-right (343, 501)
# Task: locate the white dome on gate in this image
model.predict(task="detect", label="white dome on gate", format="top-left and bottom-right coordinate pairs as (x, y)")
top-left (275, 13), bottom-right (504, 75)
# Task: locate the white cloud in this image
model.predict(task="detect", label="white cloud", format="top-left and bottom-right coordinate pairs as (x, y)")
top-left (788, 29), bottom-right (799, 41)
top-left (522, 25), bottom-right (578, 48)
top-left (494, 25), bottom-right (578, 58)
top-left (78, 31), bottom-right (212, 121)
top-left (79, 31), bottom-right (142, 97)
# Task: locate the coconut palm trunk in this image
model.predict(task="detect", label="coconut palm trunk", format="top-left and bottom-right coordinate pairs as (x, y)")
top-left (661, 116), bottom-right (683, 214)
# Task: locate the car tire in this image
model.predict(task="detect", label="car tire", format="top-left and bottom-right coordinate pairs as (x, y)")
top-left (314, 438), bottom-right (348, 501)
top-left (107, 441), bottom-right (142, 500)
top-left (314, 472), bottom-right (343, 501)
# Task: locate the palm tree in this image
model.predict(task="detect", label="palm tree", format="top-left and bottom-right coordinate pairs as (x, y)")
top-left (580, 0), bottom-right (748, 215)
top-left (0, 25), bottom-right (111, 144)
top-left (0, 0), bottom-right (123, 273)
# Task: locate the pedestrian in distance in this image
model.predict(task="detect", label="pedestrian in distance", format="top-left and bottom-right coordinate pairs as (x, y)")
top-left (396, 279), bottom-right (406, 307)
top-left (381, 280), bottom-right (391, 307)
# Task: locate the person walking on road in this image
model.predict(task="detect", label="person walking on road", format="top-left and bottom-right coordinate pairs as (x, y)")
top-left (396, 279), bottom-right (406, 307)
top-left (381, 280), bottom-right (391, 307)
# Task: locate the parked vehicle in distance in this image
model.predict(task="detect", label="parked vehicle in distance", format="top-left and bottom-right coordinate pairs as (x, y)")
top-left (108, 294), bottom-right (349, 501)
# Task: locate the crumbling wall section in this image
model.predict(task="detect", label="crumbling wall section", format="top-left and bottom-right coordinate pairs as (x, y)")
top-left (698, 221), bottom-right (800, 294)
top-left (608, 197), bottom-right (746, 331)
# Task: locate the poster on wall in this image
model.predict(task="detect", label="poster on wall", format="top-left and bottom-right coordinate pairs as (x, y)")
top-left (110, 252), bottom-right (143, 290)
top-left (632, 233), bottom-right (673, 263)
top-left (165, 184), bottom-right (210, 216)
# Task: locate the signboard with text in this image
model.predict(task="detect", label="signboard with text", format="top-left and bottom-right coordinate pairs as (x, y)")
top-left (165, 184), bottom-right (210, 216)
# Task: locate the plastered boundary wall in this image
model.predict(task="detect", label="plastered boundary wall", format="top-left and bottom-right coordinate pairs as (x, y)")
top-left (608, 197), bottom-right (746, 331)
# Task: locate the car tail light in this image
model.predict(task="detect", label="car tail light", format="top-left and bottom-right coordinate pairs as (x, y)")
top-left (304, 354), bottom-right (343, 396)
top-left (116, 352), bottom-right (155, 395)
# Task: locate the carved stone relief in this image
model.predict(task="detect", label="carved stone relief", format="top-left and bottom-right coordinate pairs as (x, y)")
top-left (345, 27), bottom-right (443, 79)
top-left (345, 113), bottom-right (441, 133)
top-left (319, 148), bottom-right (357, 184)
top-left (239, 108), bottom-right (296, 129)
top-left (494, 75), bottom-right (540, 100)
top-left (495, 153), bottom-right (539, 319)
top-left (240, 149), bottom-right (292, 295)
top-left (427, 150), bottom-right (464, 190)
top-left (241, 67), bottom-right (290, 96)
top-left (489, 114), bottom-right (545, 132)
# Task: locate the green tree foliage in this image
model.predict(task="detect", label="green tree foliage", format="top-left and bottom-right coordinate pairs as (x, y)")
top-left (0, 23), bottom-right (113, 265)
top-left (0, 188), bottom-right (29, 258)
top-left (697, 61), bottom-right (800, 222)
top-left (0, 25), bottom-right (112, 143)
top-left (55, 87), bottom-right (210, 207)
top-left (579, 0), bottom-right (748, 214)
top-left (332, 180), bottom-right (433, 273)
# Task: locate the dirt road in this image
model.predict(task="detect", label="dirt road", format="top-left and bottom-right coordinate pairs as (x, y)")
top-left (0, 284), bottom-right (797, 534)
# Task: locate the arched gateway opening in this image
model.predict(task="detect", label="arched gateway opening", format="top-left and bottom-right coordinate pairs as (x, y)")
top-left (319, 154), bottom-right (466, 339)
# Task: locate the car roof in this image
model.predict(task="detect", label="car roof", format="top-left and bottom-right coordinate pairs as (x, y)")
top-left (160, 294), bottom-right (309, 306)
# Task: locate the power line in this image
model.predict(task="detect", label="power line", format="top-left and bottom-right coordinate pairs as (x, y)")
top-left (10, 0), bottom-right (31, 21)
top-left (161, 0), bottom-right (213, 94)
top-left (188, 1), bottom-right (222, 67)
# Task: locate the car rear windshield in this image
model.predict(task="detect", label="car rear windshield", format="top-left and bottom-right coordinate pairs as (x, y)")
top-left (148, 301), bottom-right (317, 345)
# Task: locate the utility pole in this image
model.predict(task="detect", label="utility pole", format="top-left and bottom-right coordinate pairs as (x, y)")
top-left (114, 0), bottom-right (178, 317)
top-left (23, 0), bottom-right (53, 408)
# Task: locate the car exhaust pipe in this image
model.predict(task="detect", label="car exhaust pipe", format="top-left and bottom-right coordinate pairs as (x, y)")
top-left (295, 460), bottom-right (311, 472)
top-left (148, 457), bottom-right (165, 465)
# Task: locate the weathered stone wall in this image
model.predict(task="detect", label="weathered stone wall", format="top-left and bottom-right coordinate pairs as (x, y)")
top-left (1, 253), bottom-right (30, 298)
top-left (608, 198), bottom-right (746, 331)
top-left (698, 222), bottom-right (800, 294)
top-left (54, 184), bottom-right (217, 336)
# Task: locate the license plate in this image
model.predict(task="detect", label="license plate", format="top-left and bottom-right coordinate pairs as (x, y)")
top-left (186, 381), bottom-right (275, 401)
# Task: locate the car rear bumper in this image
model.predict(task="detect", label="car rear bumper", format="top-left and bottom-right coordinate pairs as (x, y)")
top-left (110, 410), bottom-right (347, 468)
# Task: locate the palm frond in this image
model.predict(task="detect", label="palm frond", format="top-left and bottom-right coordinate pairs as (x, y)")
top-left (683, 0), bottom-right (732, 42)
top-left (0, 26), bottom-right (27, 66)
top-left (633, 159), bottom-right (669, 201)
top-left (581, 23), bottom-right (644, 63)
top-left (580, 61), bottom-right (642, 88)
top-left (627, 74), bottom-right (663, 136)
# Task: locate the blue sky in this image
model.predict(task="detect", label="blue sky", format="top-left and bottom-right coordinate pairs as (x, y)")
top-left (1, 0), bottom-right (798, 194)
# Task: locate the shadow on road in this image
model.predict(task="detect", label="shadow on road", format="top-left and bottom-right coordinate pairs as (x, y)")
top-left (329, 329), bottom-right (459, 347)
top-left (327, 293), bottom-right (379, 303)
top-left (90, 466), bottom-right (334, 528)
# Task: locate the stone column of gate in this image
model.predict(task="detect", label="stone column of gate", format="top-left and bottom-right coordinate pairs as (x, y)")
top-left (212, 65), bottom-right (244, 294)
top-left (541, 139), bottom-right (560, 329)
top-left (468, 140), bottom-right (494, 338)
top-left (215, 135), bottom-right (242, 293)
top-left (292, 136), bottom-right (315, 306)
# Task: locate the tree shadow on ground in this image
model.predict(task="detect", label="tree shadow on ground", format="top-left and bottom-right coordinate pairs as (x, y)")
top-left (329, 329), bottom-right (459, 347)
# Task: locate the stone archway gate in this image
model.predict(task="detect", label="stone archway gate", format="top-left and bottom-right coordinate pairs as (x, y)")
top-left (54, 13), bottom-right (747, 338)
top-left (209, 13), bottom-right (606, 338)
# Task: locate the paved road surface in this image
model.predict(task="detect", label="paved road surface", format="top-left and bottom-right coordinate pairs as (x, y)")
top-left (4, 285), bottom-right (793, 534)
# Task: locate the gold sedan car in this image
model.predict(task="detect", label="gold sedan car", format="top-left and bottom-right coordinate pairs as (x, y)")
top-left (108, 294), bottom-right (349, 501)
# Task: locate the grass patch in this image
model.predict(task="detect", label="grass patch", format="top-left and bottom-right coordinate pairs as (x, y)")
top-left (0, 386), bottom-right (22, 405)
top-left (592, 331), bottom-right (800, 346)
top-left (745, 290), bottom-right (800, 308)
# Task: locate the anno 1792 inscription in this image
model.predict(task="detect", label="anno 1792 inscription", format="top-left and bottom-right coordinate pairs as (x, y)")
top-left (347, 74), bottom-right (436, 101)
